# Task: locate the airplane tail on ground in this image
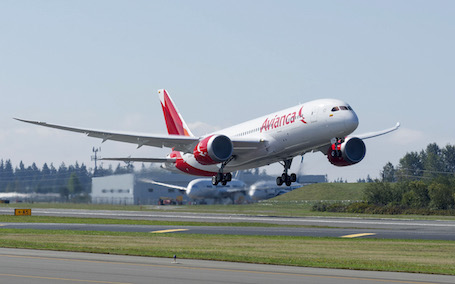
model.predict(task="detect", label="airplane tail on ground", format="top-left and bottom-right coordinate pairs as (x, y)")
top-left (158, 89), bottom-right (194, 137)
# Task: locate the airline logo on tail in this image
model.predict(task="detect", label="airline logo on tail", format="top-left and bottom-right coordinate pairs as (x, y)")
top-left (158, 89), bottom-right (193, 137)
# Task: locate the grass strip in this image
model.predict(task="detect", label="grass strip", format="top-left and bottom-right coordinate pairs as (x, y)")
top-left (4, 202), bottom-right (455, 220)
top-left (0, 228), bottom-right (454, 275)
top-left (0, 215), bottom-right (300, 228)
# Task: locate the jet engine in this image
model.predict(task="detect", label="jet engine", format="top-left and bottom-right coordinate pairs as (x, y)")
top-left (194, 135), bottom-right (233, 165)
top-left (327, 137), bottom-right (366, 166)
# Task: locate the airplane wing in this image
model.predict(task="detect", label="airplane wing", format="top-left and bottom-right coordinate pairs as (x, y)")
top-left (314, 122), bottom-right (400, 153)
top-left (351, 122), bottom-right (400, 140)
top-left (14, 118), bottom-right (200, 152)
top-left (139, 178), bottom-right (187, 192)
top-left (15, 118), bottom-right (267, 155)
top-left (230, 137), bottom-right (267, 155)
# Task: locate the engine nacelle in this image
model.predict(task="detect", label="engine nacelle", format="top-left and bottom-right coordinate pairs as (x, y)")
top-left (327, 137), bottom-right (366, 167)
top-left (194, 135), bottom-right (233, 165)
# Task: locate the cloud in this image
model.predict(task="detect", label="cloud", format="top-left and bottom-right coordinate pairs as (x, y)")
top-left (187, 121), bottom-right (221, 136)
top-left (388, 128), bottom-right (425, 145)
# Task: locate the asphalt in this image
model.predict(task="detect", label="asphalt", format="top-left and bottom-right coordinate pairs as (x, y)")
top-left (1, 208), bottom-right (455, 240)
top-left (1, 248), bottom-right (453, 284)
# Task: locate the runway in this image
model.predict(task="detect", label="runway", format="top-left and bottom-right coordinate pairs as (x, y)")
top-left (1, 208), bottom-right (455, 240)
top-left (0, 248), bottom-right (453, 284)
top-left (3, 221), bottom-right (455, 240)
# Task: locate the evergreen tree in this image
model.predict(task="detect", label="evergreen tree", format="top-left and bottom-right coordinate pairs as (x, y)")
top-left (397, 151), bottom-right (423, 180)
top-left (442, 145), bottom-right (455, 173)
top-left (381, 162), bottom-right (396, 182)
top-left (67, 172), bottom-right (83, 196)
top-left (422, 143), bottom-right (444, 178)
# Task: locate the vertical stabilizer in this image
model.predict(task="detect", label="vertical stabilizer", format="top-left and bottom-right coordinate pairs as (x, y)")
top-left (158, 89), bottom-right (194, 137)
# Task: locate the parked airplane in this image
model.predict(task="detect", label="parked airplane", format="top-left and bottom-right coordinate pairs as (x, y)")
top-left (141, 178), bottom-right (248, 203)
top-left (248, 180), bottom-right (301, 201)
top-left (15, 89), bottom-right (399, 186)
top-left (142, 178), bottom-right (299, 203)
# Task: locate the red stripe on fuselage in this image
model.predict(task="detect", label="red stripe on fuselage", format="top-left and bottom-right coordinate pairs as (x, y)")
top-left (171, 151), bottom-right (218, 176)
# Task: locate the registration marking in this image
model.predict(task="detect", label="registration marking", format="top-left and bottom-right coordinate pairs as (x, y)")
top-left (151, 229), bottom-right (189, 234)
top-left (341, 233), bottom-right (376, 238)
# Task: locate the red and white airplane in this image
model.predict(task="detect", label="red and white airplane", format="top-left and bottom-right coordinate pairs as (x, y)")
top-left (15, 89), bottom-right (399, 186)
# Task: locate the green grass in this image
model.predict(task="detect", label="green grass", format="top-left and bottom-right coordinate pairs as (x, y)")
top-left (0, 215), bottom-right (307, 228)
top-left (274, 182), bottom-right (366, 201)
top-left (2, 182), bottom-right (455, 220)
top-left (0, 228), bottom-right (454, 275)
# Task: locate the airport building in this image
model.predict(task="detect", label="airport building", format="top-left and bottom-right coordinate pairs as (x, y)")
top-left (91, 168), bottom-right (327, 205)
top-left (91, 172), bottom-right (191, 205)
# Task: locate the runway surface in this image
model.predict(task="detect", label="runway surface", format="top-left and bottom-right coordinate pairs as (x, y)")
top-left (1, 208), bottom-right (455, 240)
top-left (0, 248), bottom-right (453, 284)
top-left (3, 221), bottom-right (455, 240)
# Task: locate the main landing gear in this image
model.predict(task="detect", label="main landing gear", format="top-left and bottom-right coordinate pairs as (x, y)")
top-left (212, 156), bottom-right (234, 186)
top-left (212, 172), bottom-right (232, 186)
top-left (276, 159), bottom-right (297, 186)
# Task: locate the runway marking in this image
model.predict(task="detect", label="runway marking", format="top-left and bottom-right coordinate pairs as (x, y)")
top-left (151, 228), bottom-right (189, 234)
top-left (0, 273), bottom-right (132, 284)
top-left (0, 253), bottom-right (441, 284)
top-left (341, 233), bottom-right (376, 238)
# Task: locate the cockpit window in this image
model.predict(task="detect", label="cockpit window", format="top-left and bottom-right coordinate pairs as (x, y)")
top-left (347, 105), bottom-right (353, 110)
top-left (340, 106), bottom-right (348, 110)
top-left (331, 106), bottom-right (339, 112)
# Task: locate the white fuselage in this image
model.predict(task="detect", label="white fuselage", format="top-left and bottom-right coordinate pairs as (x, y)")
top-left (164, 99), bottom-right (359, 175)
top-left (185, 178), bottom-right (247, 200)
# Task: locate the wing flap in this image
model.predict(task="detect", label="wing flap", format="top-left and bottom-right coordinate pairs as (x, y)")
top-left (231, 138), bottom-right (267, 155)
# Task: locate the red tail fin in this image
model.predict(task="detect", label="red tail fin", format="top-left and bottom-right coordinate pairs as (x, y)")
top-left (158, 89), bottom-right (194, 137)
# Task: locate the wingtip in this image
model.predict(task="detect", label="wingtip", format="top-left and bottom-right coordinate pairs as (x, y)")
top-left (13, 118), bottom-right (46, 125)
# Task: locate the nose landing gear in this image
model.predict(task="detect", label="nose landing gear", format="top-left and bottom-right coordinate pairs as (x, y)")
top-left (276, 159), bottom-right (297, 186)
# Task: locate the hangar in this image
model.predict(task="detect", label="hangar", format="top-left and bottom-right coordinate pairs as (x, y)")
top-left (91, 173), bottom-right (190, 205)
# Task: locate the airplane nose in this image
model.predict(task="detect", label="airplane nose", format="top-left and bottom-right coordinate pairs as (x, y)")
top-left (345, 111), bottom-right (359, 133)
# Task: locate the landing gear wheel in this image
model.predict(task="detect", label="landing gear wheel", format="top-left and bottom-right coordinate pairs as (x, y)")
top-left (276, 176), bottom-right (284, 186)
top-left (290, 173), bottom-right (297, 183)
top-left (212, 175), bottom-right (219, 186)
top-left (212, 172), bottom-right (233, 186)
top-left (276, 159), bottom-right (298, 186)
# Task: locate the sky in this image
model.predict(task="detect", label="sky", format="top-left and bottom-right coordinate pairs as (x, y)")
top-left (1, 0), bottom-right (454, 182)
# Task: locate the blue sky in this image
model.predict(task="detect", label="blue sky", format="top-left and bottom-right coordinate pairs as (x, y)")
top-left (1, 1), bottom-right (454, 181)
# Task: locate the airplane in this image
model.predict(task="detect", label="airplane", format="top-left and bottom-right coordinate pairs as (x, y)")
top-left (142, 177), bottom-right (300, 203)
top-left (141, 178), bottom-right (248, 203)
top-left (248, 180), bottom-right (302, 201)
top-left (15, 89), bottom-right (400, 186)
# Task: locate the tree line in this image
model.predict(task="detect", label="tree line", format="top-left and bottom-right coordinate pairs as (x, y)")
top-left (313, 143), bottom-right (455, 215)
top-left (0, 159), bottom-right (135, 197)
